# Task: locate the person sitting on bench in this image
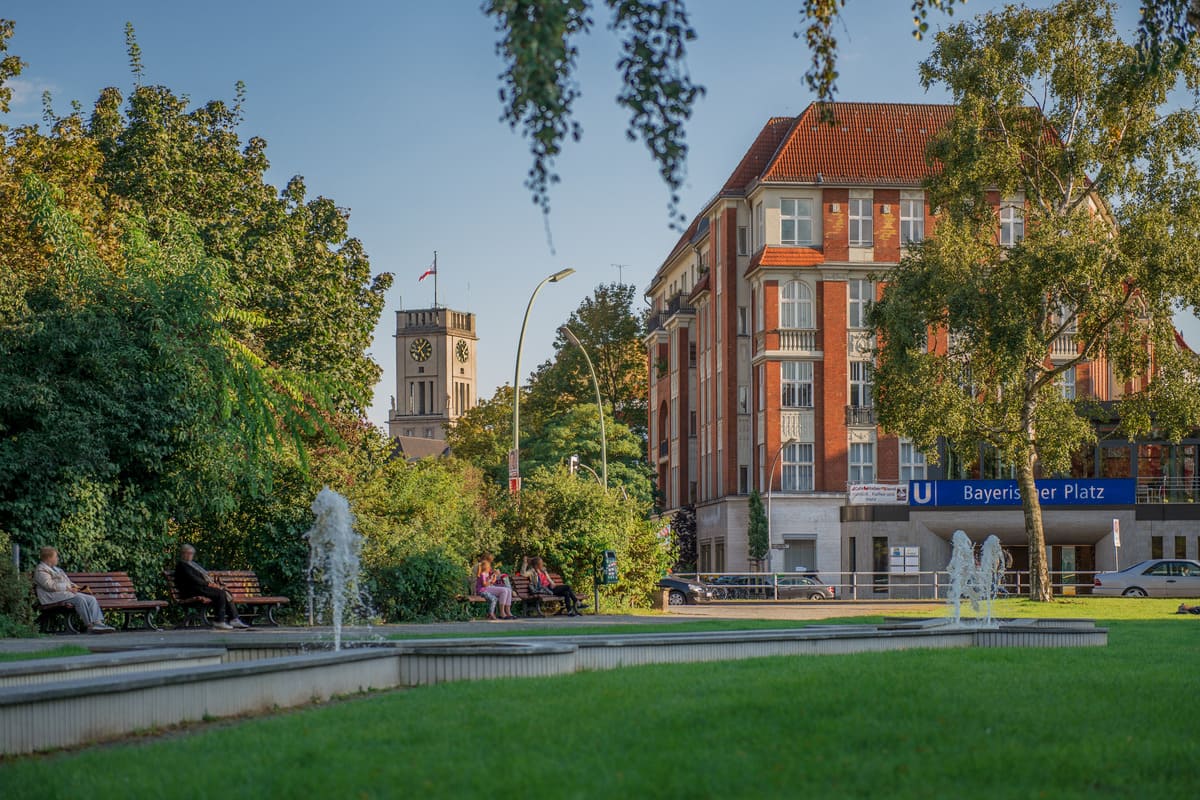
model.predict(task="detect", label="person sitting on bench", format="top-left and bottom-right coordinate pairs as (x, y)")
top-left (528, 557), bottom-right (581, 616)
top-left (1177, 603), bottom-right (1200, 615)
top-left (174, 544), bottom-right (249, 630)
top-left (33, 547), bottom-right (115, 634)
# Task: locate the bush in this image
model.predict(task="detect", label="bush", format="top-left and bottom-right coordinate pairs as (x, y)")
top-left (0, 530), bottom-right (36, 637)
top-left (367, 549), bottom-right (471, 622)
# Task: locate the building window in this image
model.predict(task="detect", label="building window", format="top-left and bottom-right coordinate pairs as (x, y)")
top-left (780, 280), bottom-right (814, 329)
top-left (849, 197), bottom-right (873, 246)
top-left (900, 191), bottom-right (924, 244)
top-left (782, 443), bottom-right (815, 491)
top-left (1059, 366), bottom-right (1076, 400)
top-left (737, 226), bottom-right (749, 255)
top-left (755, 202), bottom-right (765, 250)
top-left (872, 536), bottom-right (889, 590)
top-left (849, 442), bottom-right (875, 484)
top-left (781, 361), bottom-right (814, 408)
top-left (1000, 200), bottom-right (1024, 246)
top-left (738, 385), bottom-right (749, 414)
top-left (1175, 536), bottom-right (1187, 558)
top-left (758, 365), bottom-right (765, 411)
top-left (738, 466), bottom-right (749, 494)
top-left (1151, 535), bottom-right (1163, 559)
top-left (780, 198), bottom-right (814, 245)
top-left (900, 439), bottom-right (928, 482)
top-left (849, 361), bottom-right (874, 408)
top-left (737, 306), bottom-right (748, 336)
top-left (848, 279), bottom-right (873, 329)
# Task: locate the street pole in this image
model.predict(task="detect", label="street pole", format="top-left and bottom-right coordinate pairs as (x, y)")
top-left (766, 437), bottom-right (800, 575)
top-left (559, 325), bottom-right (607, 489)
top-left (511, 268), bottom-right (575, 493)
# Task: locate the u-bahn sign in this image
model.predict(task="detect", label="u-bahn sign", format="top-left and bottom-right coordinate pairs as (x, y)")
top-left (908, 479), bottom-right (1136, 508)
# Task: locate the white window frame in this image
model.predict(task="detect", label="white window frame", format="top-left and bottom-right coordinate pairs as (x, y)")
top-left (900, 191), bottom-right (924, 244)
top-left (849, 197), bottom-right (873, 246)
top-left (737, 306), bottom-right (748, 336)
top-left (848, 279), bottom-right (873, 329)
top-left (780, 280), bottom-right (815, 329)
top-left (737, 226), bottom-right (749, 256)
top-left (849, 361), bottom-right (874, 408)
top-left (899, 438), bottom-right (928, 482)
top-left (849, 442), bottom-right (875, 484)
top-left (1000, 199), bottom-right (1024, 246)
top-left (1059, 366), bottom-right (1076, 400)
top-left (755, 202), bottom-right (765, 250)
top-left (781, 361), bottom-right (814, 409)
top-left (780, 198), bottom-right (814, 245)
top-left (782, 443), bottom-right (815, 492)
top-left (757, 364), bottom-right (765, 411)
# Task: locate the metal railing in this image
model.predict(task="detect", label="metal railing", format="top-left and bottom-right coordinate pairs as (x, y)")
top-left (845, 405), bottom-right (876, 426)
top-left (677, 570), bottom-right (1099, 602)
top-left (1136, 476), bottom-right (1200, 504)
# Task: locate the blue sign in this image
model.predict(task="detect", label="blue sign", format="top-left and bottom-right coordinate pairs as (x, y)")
top-left (908, 479), bottom-right (1135, 508)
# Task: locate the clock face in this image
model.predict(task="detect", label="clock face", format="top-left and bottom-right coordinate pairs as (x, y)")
top-left (455, 340), bottom-right (470, 363)
top-left (409, 338), bottom-right (432, 362)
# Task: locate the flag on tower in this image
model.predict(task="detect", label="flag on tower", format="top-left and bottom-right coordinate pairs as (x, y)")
top-left (418, 262), bottom-right (436, 281)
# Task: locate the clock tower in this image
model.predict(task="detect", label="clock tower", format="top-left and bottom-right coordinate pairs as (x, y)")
top-left (389, 306), bottom-right (477, 440)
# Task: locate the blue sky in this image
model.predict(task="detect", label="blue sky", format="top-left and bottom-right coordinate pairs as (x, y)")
top-left (4, 1), bottom-right (1195, 429)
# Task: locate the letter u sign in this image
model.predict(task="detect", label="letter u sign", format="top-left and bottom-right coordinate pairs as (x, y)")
top-left (911, 482), bottom-right (934, 505)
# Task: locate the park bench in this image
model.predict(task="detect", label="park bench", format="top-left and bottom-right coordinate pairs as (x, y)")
top-left (510, 573), bottom-right (573, 617)
top-left (35, 571), bottom-right (166, 634)
top-left (164, 569), bottom-right (289, 627)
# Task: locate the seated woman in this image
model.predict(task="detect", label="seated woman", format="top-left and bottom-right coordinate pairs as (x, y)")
top-left (33, 547), bottom-right (115, 634)
top-left (527, 557), bottom-right (581, 616)
top-left (475, 554), bottom-right (514, 621)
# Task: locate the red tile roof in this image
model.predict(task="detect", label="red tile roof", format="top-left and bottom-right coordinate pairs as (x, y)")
top-left (746, 246), bottom-right (825, 276)
top-left (762, 103), bottom-right (955, 184)
top-left (688, 271), bottom-right (711, 300)
top-left (720, 116), bottom-right (796, 195)
top-left (1175, 329), bottom-right (1194, 353)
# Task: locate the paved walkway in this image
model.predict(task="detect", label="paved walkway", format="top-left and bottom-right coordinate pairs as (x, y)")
top-left (0, 601), bottom-right (947, 655)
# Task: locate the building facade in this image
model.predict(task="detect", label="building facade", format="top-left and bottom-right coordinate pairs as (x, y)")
top-left (388, 306), bottom-right (477, 441)
top-left (645, 102), bottom-right (1199, 587)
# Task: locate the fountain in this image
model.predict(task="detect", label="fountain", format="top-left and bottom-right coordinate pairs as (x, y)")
top-left (305, 487), bottom-right (363, 651)
top-left (946, 530), bottom-right (1006, 626)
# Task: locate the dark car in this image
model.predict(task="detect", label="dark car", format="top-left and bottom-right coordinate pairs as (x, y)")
top-left (710, 575), bottom-right (774, 599)
top-left (774, 574), bottom-right (837, 600)
top-left (658, 576), bottom-right (714, 605)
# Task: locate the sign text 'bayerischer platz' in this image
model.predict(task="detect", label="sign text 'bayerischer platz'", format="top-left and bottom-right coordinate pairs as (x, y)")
top-left (908, 479), bottom-right (1136, 508)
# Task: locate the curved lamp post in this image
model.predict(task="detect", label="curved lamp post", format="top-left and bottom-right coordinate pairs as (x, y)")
top-left (559, 325), bottom-right (607, 490)
top-left (766, 437), bottom-right (800, 573)
top-left (510, 268), bottom-right (575, 493)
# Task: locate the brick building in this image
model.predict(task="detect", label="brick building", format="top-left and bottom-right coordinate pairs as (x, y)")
top-left (644, 102), bottom-right (1199, 586)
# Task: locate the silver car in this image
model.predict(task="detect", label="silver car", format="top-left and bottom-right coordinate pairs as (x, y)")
top-left (1092, 559), bottom-right (1200, 597)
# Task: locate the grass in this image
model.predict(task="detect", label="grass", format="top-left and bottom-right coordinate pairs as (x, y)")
top-left (0, 645), bottom-right (89, 663)
top-left (2, 601), bottom-right (1198, 798)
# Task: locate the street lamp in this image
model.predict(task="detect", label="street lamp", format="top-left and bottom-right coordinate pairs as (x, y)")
top-left (559, 325), bottom-right (607, 490)
top-left (766, 438), bottom-right (800, 573)
top-left (510, 268), bottom-right (575, 493)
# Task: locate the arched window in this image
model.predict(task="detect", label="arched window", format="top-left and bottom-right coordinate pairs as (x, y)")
top-left (779, 281), bottom-right (813, 329)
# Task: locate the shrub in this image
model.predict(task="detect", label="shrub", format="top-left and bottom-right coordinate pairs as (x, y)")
top-left (367, 549), bottom-right (471, 622)
top-left (0, 529), bottom-right (36, 637)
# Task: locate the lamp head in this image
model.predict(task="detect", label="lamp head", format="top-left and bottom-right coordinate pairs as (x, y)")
top-left (549, 268), bottom-right (575, 283)
top-left (559, 325), bottom-right (581, 346)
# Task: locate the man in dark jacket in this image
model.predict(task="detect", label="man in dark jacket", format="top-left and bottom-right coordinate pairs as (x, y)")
top-left (174, 544), bottom-right (249, 630)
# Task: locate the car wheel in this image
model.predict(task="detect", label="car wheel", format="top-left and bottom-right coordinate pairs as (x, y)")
top-left (808, 592), bottom-right (826, 601)
top-left (1122, 587), bottom-right (1148, 598)
top-left (668, 590), bottom-right (687, 606)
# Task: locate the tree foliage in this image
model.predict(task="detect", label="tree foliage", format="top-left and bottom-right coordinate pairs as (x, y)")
top-left (747, 489), bottom-right (768, 565)
top-left (871, 0), bottom-right (1200, 601)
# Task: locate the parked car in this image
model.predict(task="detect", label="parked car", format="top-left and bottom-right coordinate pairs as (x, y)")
top-left (1092, 559), bottom-right (1200, 597)
top-left (774, 574), bottom-right (837, 600)
top-left (657, 576), bottom-right (714, 605)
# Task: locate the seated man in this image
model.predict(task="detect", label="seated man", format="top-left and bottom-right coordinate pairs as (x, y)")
top-left (174, 544), bottom-right (249, 630)
top-left (33, 547), bottom-right (115, 634)
top-left (1177, 603), bottom-right (1200, 615)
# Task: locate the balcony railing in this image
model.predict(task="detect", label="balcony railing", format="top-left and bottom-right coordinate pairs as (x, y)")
top-left (1049, 332), bottom-right (1078, 359)
top-left (1137, 476), bottom-right (1200, 503)
top-left (845, 405), bottom-right (876, 426)
top-left (665, 292), bottom-right (695, 316)
top-left (778, 328), bottom-right (818, 352)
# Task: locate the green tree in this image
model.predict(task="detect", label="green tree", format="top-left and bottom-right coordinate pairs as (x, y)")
top-left (870, 0), bottom-right (1200, 601)
top-left (525, 402), bottom-right (654, 504)
top-left (526, 282), bottom-right (648, 439)
top-left (747, 490), bottom-right (768, 567)
top-left (445, 384), bottom-right (517, 484)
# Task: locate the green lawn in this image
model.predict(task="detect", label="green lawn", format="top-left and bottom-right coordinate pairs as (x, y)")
top-left (2, 602), bottom-right (1198, 798)
top-left (0, 645), bottom-right (89, 663)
